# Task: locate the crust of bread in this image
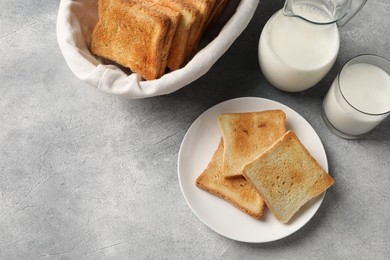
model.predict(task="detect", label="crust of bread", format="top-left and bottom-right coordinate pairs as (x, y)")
top-left (241, 130), bottom-right (334, 224)
top-left (218, 110), bottom-right (287, 178)
top-left (154, 0), bottom-right (201, 70)
top-left (184, 0), bottom-right (216, 59)
top-left (98, 0), bottom-right (108, 17)
top-left (144, 2), bottom-right (181, 76)
top-left (196, 139), bottom-right (264, 219)
top-left (205, 0), bottom-right (229, 28)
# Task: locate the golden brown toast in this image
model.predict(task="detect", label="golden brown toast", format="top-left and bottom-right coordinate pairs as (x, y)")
top-left (196, 139), bottom-right (265, 219)
top-left (184, 0), bottom-right (216, 59)
top-left (90, 0), bottom-right (171, 80)
top-left (242, 130), bottom-right (334, 224)
top-left (93, 0), bottom-right (230, 77)
top-left (98, 0), bottom-right (107, 17)
top-left (143, 1), bottom-right (181, 76)
top-left (205, 0), bottom-right (229, 28)
top-left (218, 110), bottom-right (287, 178)
top-left (153, 0), bottom-right (201, 70)
top-left (96, 0), bottom-right (180, 77)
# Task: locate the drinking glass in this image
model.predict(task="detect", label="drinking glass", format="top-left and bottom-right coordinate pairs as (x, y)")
top-left (322, 54), bottom-right (390, 139)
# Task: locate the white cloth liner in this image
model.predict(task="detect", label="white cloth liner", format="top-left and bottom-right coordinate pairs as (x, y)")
top-left (56, 0), bottom-right (260, 99)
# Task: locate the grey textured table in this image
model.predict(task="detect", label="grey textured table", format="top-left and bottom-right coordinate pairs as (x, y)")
top-left (1, 0), bottom-right (389, 259)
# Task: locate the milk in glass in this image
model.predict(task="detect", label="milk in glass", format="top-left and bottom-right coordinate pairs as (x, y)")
top-left (323, 63), bottom-right (390, 136)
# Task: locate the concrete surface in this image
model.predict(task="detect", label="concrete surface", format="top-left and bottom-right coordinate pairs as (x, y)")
top-left (1, 0), bottom-right (389, 259)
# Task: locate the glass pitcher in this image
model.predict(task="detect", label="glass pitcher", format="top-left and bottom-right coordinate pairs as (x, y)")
top-left (258, 0), bottom-right (367, 92)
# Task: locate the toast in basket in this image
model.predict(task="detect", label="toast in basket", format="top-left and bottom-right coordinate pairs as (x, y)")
top-left (91, 0), bottom-right (172, 80)
top-left (91, 0), bottom-right (229, 80)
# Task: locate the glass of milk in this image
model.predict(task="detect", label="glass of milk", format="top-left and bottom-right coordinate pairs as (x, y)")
top-left (322, 55), bottom-right (390, 139)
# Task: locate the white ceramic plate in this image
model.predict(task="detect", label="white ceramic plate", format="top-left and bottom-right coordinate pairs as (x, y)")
top-left (177, 97), bottom-right (329, 243)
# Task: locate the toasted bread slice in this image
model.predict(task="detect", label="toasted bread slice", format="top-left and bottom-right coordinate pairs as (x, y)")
top-left (97, 0), bottom-right (108, 17)
top-left (97, 0), bottom-right (180, 76)
top-left (205, 0), bottom-right (229, 28)
top-left (142, 1), bottom-right (181, 76)
top-left (184, 0), bottom-right (216, 59)
top-left (218, 110), bottom-right (286, 178)
top-left (90, 0), bottom-right (171, 80)
top-left (196, 139), bottom-right (265, 219)
top-left (153, 0), bottom-right (201, 70)
top-left (242, 130), bottom-right (334, 224)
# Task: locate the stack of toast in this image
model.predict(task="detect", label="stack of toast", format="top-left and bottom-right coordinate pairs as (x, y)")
top-left (90, 0), bottom-right (229, 80)
top-left (196, 110), bottom-right (334, 223)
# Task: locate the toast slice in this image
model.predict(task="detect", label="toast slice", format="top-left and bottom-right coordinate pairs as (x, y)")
top-left (154, 0), bottom-right (201, 70)
top-left (97, 0), bottom-right (109, 17)
top-left (196, 139), bottom-right (265, 219)
top-left (142, 1), bottom-right (181, 76)
top-left (90, 0), bottom-right (171, 80)
top-left (241, 130), bottom-right (334, 224)
top-left (218, 110), bottom-right (286, 178)
top-left (205, 0), bottom-right (229, 30)
top-left (184, 0), bottom-right (216, 59)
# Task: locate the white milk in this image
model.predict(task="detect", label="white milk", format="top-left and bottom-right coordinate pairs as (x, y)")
top-left (258, 7), bottom-right (339, 92)
top-left (323, 63), bottom-right (390, 136)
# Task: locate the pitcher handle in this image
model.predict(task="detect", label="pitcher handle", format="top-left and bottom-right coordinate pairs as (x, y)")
top-left (338, 0), bottom-right (367, 27)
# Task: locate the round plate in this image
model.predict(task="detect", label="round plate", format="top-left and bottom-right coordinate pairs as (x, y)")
top-left (177, 97), bottom-right (329, 243)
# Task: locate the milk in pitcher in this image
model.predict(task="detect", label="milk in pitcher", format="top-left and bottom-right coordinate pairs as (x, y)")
top-left (258, 5), bottom-right (340, 92)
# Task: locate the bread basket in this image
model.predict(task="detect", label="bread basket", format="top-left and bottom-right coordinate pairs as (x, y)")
top-left (56, 0), bottom-right (260, 99)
